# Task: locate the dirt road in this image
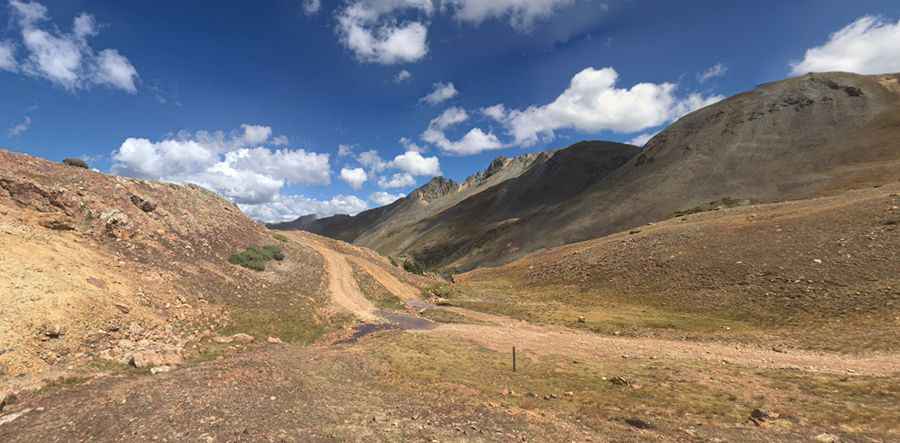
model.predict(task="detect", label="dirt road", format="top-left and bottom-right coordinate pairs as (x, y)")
top-left (308, 237), bottom-right (900, 377)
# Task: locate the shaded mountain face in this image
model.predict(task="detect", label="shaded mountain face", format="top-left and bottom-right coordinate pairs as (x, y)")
top-left (273, 141), bottom-right (641, 267)
top-left (276, 72), bottom-right (900, 272)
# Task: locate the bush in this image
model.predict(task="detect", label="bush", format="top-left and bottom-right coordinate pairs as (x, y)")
top-left (229, 245), bottom-right (285, 271)
top-left (261, 245), bottom-right (285, 261)
top-left (62, 158), bottom-right (89, 169)
top-left (402, 259), bottom-right (425, 275)
top-left (272, 233), bottom-right (289, 243)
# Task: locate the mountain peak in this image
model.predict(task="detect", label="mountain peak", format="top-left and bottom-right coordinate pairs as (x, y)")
top-left (410, 176), bottom-right (459, 203)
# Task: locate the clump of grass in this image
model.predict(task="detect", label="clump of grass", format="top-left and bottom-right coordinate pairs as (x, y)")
top-left (272, 233), bottom-right (289, 243)
top-left (351, 263), bottom-right (406, 310)
top-left (228, 245), bottom-right (285, 271)
top-left (422, 283), bottom-right (454, 299)
top-left (419, 308), bottom-right (476, 324)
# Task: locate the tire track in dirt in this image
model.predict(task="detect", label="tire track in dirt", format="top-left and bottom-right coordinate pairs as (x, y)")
top-left (304, 237), bottom-right (379, 322)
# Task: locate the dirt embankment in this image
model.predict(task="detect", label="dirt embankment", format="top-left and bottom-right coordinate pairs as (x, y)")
top-left (0, 150), bottom-right (332, 387)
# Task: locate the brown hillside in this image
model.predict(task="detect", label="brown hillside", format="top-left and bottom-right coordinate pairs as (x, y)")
top-left (459, 183), bottom-right (900, 353)
top-left (428, 72), bottom-right (900, 270)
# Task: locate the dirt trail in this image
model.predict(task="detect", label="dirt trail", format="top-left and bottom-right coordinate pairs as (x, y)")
top-left (304, 235), bottom-right (900, 377)
top-left (304, 237), bottom-right (379, 322)
top-left (424, 312), bottom-right (900, 376)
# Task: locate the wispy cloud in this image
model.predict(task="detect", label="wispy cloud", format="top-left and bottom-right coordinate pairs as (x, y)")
top-left (7, 115), bottom-right (31, 137)
top-left (698, 63), bottom-right (727, 83)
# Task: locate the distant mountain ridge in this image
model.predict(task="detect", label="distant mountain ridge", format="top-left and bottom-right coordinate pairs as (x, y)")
top-left (274, 72), bottom-right (900, 271)
top-left (268, 149), bottom-right (551, 241)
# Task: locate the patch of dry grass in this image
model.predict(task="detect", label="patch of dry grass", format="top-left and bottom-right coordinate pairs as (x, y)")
top-left (363, 332), bottom-right (900, 440)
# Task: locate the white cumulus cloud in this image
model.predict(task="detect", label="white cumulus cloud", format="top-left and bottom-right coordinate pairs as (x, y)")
top-left (357, 149), bottom-right (390, 176)
top-left (481, 104), bottom-right (507, 121)
top-left (240, 194), bottom-right (369, 223)
top-left (390, 150), bottom-right (441, 176)
top-left (370, 191), bottom-right (404, 206)
top-left (421, 81), bottom-right (458, 105)
top-left (395, 69), bottom-right (412, 82)
top-left (340, 167), bottom-right (368, 189)
top-left (336, 0), bottom-right (432, 65)
top-left (497, 67), bottom-right (723, 146)
top-left (240, 124), bottom-right (273, 146)
top-left (791, 16), bottom-right (900, 76)
top-left (422, 107), bottom-right (505, 155)
top-left (111, 125), bottom-right (331, 205)
top-left (378, 172), bottom-right (416, 189)
top-left (8, 0), bottom-right (139, 93)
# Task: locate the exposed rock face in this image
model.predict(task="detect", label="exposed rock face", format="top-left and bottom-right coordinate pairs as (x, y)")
top-left (410, 177), bottom-right (460, 203)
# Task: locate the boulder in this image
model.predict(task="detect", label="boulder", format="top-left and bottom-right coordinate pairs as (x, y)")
top-left (129, 350), bottom-right (183, 369)
top-left (231, 333), bottom-right (255, 344)
top-left (42, 324), bottom-right (64, 339)
top-left (130, 194), bottom-right (157, 213)
top-left (150, 365), bottom-right (174, 375)
top-left (39, 217), bottom-right (75, 231)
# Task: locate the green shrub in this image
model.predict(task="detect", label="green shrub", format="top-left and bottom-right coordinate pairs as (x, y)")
top-left (272, 233), bottom-right (288, 243)
top-left (403, 259), bottom-right (425, 275)
top-left (62, 158), bottom-right (89, 169)
top-left (229, 245), bottom-right (285, 271)
top-left (261, 245), bottom-right (285, 261)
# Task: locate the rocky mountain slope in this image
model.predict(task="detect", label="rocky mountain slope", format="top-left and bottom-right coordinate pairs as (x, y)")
top-left (278, 72), bottom-right (900, 271)
top-left (269, 150), bottom-right (549, 244)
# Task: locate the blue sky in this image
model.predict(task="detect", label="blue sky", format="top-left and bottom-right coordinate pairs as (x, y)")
top-left (2, 0), bottom-right (900, 221)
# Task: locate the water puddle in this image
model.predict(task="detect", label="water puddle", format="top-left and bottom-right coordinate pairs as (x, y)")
top-left (336, 323), bottom-right (399, 344)
top-left (337, 309), bottom-right (437, 344)
top-left (378, 310), bottom-right (436, 331)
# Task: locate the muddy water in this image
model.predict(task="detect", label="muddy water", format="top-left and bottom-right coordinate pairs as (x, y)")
top-left (337, 307), bottom-right (437, 344)
top-left (378, 310), bottom-right (436, 331)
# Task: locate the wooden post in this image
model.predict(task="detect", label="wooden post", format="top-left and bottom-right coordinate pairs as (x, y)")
top-left (513, 346), bottom-right (517, 372)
